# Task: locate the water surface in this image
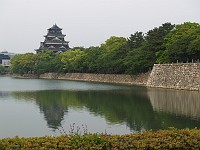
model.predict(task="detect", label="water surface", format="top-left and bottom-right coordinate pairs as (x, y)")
top-left (0, 77), bottom-right (200, 138)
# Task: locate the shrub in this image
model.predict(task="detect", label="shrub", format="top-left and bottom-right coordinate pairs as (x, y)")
top-left (0, 129), bottom-right (200, 149)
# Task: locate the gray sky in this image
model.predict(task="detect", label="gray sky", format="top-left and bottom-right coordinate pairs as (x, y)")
top-left (0, 0), bottom-right (200, 54)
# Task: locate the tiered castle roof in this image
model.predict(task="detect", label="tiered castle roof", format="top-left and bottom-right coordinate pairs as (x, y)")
top-left (35, 24), bottom-right (70, 53)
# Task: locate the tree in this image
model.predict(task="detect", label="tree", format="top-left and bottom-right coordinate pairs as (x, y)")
top-left (146, 22), bottom-right (175, 52)
top-left (158, 22), bottom-right (200, 63)
top-left (84, 46), bottom-right (101, 73)
top-left (127, 31), bottom-right (145, 49)
top-left (124, 23), bottom-right (174, 74)
top-left (124, 44), bottom-right (154, 74)
top-left (0, 65), bottom-right (6, 74)
top-left (97, 36), bottom-right (128, 74)
top-left (10, 53), bottom-right (36, 74)
top-left (35, 50), bottom-right (64, 74)
top-left (61, 48), bottom-right (87, 73)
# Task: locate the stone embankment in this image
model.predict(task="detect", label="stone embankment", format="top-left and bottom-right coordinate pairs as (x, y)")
top-left (39, 72), bottom-right (150, 86)
top-left (12, 63), bottom-right (200, 91)
top-left (13, 74), bottom-right (39, 78)
top-left (13, 73), bottom-right (149, 85)
top-left (147, 63), bottom-right (200, 91)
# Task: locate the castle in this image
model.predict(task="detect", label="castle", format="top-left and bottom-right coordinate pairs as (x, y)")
top-left (35, 24), bottom-right (70, 53)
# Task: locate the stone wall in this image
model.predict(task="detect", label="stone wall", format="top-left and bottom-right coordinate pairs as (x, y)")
top-left (12, 63), bottom-right (200, 91)
top-left (147, 63), bottom-right (200, 91)
top-left (39, 72), bottom-right (150, 86)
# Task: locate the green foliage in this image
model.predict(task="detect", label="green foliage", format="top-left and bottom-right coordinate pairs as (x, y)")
top-left (10, 51), bottom-right (64, 74)
top-left (84, 46), bottom-right (102, 73)
top-left (96, 36), bottom-right (128, 74)
top-left (0, 65), bottom-right (6, 74)
top-left (127, 31), bottom-right (145, 49)
top-left (125, 22), bottom-right (174, 74)
top-left (1, 129), bottom-right (200, 149)
top-left (124, 45), bottom-right (154, 74)
top-left (155, 50), bottom-right (170, 64)
top-left (101, 36), bottom-right (127, 52)
top-left (146, 22), bottom-right (175, 53)
top-left (10, 53), bottom-right (36, 74)
top-left (162, 22), bottom-right (200, 62)
top-left (35, 50), bottom-right (64, 74)
top-left (61, 48), bottom-right (87, 73)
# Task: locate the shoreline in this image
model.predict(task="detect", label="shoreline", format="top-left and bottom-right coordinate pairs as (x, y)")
top-left (8, 62), bottom-right (200, 92)
top-left (12, 72), bottom-right (150, 86)
top-left (4, 60), bottom-right (200, 91)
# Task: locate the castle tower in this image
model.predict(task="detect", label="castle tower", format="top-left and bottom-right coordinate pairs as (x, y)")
top-left (35, 24), bottom-right (70, 53)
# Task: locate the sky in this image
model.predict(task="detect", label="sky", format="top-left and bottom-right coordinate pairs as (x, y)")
top-left (0, 0), bottom-right (200, 54)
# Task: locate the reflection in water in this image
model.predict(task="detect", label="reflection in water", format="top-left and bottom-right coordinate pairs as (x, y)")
top-left (11, 88), bottom-right (200, 132)
top-left (11, 91), bottom-right (68, 130)
top-left (11, 89), bottom-right (153, 131)
top-left (38, 101), bottom-right (66, 130)
top-left (148, 88), bottom-right (200, 119)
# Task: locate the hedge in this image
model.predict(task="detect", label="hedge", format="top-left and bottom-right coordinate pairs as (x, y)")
top-left (0, 128), bottom-right (200, 149)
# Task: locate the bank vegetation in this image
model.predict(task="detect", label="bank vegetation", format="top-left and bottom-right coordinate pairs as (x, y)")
top-left (0, 128), bottom-right (200, 149)
top-left (9, 22), bottom-right (200, 75)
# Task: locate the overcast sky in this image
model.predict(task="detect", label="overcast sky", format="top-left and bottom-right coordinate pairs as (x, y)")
top-left (0, 0), bottom-right (200, 54)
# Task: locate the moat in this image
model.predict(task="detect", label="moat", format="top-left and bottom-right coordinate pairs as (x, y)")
top-left (0, 76), bottom-right (200, 138)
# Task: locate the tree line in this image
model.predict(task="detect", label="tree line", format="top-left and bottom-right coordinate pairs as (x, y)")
top-left (10, 22), bottom-right (200, 75)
